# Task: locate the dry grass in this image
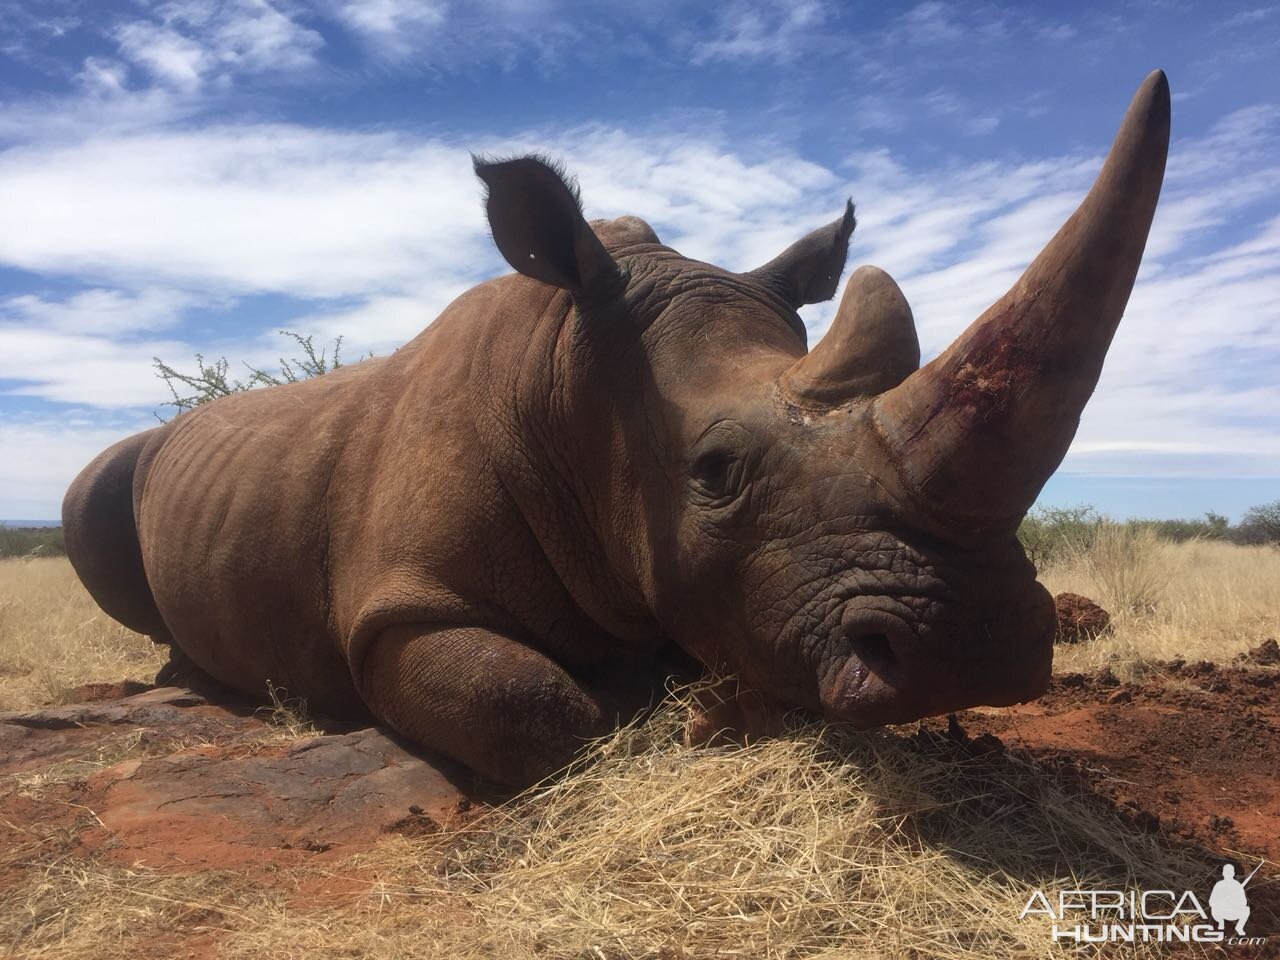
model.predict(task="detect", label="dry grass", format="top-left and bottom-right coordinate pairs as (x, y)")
top-left (4, 701), bottom-right (1217, 960)
top-left (1043, 536), bottom-right (1280, 679)
top-left (0, 558), bottom-right (165, 712)
top-left (2, 857), bottom-right (256, 960)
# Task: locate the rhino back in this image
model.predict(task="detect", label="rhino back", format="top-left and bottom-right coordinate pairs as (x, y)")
top-left (135, 278), bottom-right (619, 712)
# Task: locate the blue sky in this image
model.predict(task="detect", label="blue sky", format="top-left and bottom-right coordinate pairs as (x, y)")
top-left (1, 0), bottom-right (1278, 521)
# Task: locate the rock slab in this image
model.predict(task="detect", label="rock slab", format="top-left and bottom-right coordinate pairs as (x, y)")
top-left (1, 685), bottom-right (477, 868)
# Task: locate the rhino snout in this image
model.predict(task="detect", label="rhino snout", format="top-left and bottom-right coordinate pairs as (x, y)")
top-left (818, 587), bottom-right (1055, 727)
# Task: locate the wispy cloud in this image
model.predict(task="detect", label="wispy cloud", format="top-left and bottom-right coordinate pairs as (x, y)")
top-left (920, 89), bottom-right (1000, 136)
top-left (1218, 7), bottom-right (1276, 30)
top-left (1037, 22), bottom-right (1077, 42)
top-left (1, 95), bottom-right (1276, 488)
top-left (690, 0), bottom-right (826, 64)
top-left (328, 0), bottom-right (447, 62)
top-left (2, 288), bottom-right (196, 335)
top-left (111, 0), bottom-right (323, 92)
top-left (887, 1), bottom-right (969, 45)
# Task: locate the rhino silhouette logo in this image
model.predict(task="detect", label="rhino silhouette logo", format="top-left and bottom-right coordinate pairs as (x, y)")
top-left (1210, 862), bottom-right (1259, 936)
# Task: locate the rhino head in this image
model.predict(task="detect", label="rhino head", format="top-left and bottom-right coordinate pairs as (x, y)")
top-left (474, 72), bottom-right (1169, 728)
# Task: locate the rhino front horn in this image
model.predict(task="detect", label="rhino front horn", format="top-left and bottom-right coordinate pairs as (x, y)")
top-left (872, 69), bottom-right (1171, 531)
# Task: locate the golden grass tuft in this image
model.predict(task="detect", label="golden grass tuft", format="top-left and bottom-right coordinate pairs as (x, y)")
top-left (257, 680), bottom-right (322, 742)
top-left (0, 557), bottom-right (165, 712)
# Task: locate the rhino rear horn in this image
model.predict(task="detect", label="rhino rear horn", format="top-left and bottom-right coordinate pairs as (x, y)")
top-left (475, 154), bottom-right (624, 303)
top-left (872, 70), bottom-right (1171, 531)
top-left (780, 265), bottom-right (920, 403)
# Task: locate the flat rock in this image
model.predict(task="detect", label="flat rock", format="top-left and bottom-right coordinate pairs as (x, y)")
top-left (2, 685), bottom-right (210, 730)
top-left (90, 726), bottom-right (471, 865)
top-left (0, 687), bottom-right (271, 776)
top-left (1, 685), bottom-right (481, 869)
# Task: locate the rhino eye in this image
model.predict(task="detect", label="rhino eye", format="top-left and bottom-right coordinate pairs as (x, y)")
top-left (690, 448), bottom-right (740, 499)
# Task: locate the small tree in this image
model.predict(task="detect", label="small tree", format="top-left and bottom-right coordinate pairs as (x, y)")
top-left (1017, 504), bottom-right (1104, 571)
top-left (1237, 500), bottom-right (1280, 545)
top-left (154, 331), bottom-right (347, 416)
top-left (1204, 511), bottom-right (1230, 537)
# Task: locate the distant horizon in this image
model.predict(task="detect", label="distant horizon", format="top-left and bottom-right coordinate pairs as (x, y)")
top-left (5, 472), bottom-right (1278, 530)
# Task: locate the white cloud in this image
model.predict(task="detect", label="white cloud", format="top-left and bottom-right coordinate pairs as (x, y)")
top-left (0, 59), bottom-right (193, 144)
top-left (691, 0), bottom-right (826, 64)
top-left (920, 89), bottom-right (1000, 136)
top-left (114, 21), bottom-right (210, 91)
top-left (0, 128), bottom-right (489, 298)
top-left (2, 288), bottom-right (196, 335)
top-left (1219, 7), bottom-right (1275, 30)
top-left (0, 89), bottom-right (1277, 498)
top-left (0, 325), bottom-right (189, 407)
top-left (1038, 22), bottom-right (1077, 42)
top-left (315, 0), bottom-right (594, 72)
top-left (889, 1), bottom-right (966, 45)
top-left (0, 2), bottom-right (323, 144)
top-left (329, 0), bottom-right (447, 61)
top-left (112, 0), bottom-right (323, 91)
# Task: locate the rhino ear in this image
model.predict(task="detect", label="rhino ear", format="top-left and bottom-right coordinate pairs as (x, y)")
top-left (747, 201), bottom-right (856, 308)
top-left (474, 154), bottom-right (624, 302)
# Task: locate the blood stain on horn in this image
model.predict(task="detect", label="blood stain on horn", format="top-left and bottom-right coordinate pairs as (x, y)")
top-left (945, 319), bottom-right (1043, 422)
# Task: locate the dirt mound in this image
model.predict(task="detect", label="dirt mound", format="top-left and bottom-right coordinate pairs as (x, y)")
top-left (1237, 637), bottom-right (1280, 666)
top-left (1052, 591), bottom-right (1111, 643)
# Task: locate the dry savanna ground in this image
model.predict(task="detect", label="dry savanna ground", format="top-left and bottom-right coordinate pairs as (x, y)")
top-left (2, 536), bottom-right (1278, 959)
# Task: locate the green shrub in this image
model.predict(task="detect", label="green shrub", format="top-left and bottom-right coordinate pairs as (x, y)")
top-left (1017, 504), bottom-right (1103, 571)
top-left (154, 330), bottom-right (348, 415)
top-left (0, 525), bottom-right (65, 558)
top-left (1235, 500), bottom-right (1280, 545)
top-left (1136, 512), bottom-right (1230, 543)
top-left (1019, 503), bottom-right (1276, 571)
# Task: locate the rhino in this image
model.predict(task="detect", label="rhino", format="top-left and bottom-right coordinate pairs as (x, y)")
top-left (63, 72), bottom-right (1170, 786)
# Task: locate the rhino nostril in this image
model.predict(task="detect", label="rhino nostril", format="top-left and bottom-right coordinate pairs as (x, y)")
top-left (849, 631), bottom-right (897, 679)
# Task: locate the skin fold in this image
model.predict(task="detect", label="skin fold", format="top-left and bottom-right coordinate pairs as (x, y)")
top-left (62, 73), bottom-right (1170, 787)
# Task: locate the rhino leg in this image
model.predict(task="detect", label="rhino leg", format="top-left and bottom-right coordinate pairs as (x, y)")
top-left (686, 677), bottom-right (790, 747)
top-left (154, 642), bottom-right (234, 696)
top-left (357, 624), bottom-right (612, 787)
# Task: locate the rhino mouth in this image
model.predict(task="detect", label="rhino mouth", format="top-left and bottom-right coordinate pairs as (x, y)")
top-left (820, 609), bottom-right (920, 726)
top-left (818, 600), bottom-right (1053, 727)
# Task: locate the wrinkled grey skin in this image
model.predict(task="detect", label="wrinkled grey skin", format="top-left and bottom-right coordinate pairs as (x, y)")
top-left (591, 252), bottom-right (1056, 728)
top-left (62, 73), bottom-right (1169, 786)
